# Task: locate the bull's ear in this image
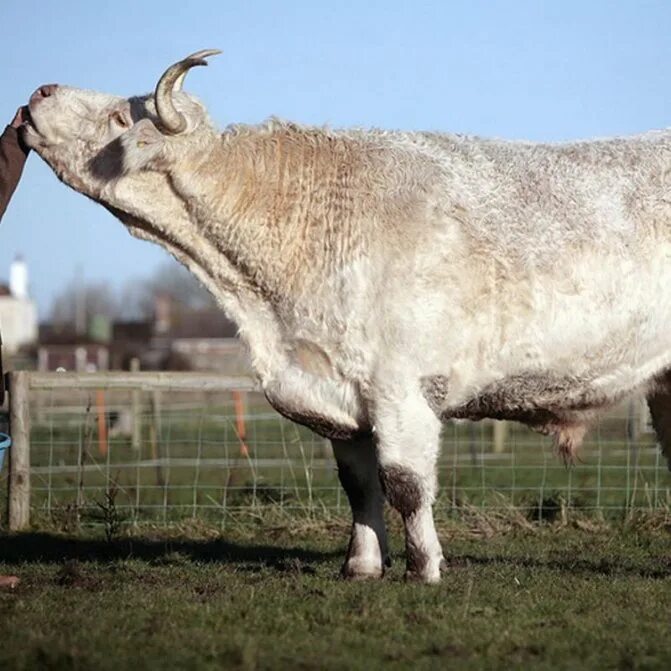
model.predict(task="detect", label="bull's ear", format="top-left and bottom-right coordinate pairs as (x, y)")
top-left (120, 118), bottom-right (165, 173)
top-left (127, 118), bottom-right (163, 147)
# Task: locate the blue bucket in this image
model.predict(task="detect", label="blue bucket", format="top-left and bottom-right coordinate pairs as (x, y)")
top-left (0, 433), bottom-right (11, 472)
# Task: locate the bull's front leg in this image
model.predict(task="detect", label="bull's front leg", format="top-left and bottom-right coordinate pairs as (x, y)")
top-left (373, 383), bottom-right (445, 583)
top-left (333, 436), bottom-right (390, 579)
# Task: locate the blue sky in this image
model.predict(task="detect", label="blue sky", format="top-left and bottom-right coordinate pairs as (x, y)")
top-left (1, 0), bottom-right (670, 318)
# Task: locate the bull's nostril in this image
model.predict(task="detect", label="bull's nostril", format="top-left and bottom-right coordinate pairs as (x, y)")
top-left (40, 84), bottom-right (57, 97)
top-left (32, 84), bottom-right (58, 103)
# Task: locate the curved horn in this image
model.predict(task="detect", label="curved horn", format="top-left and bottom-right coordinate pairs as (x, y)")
top-left (154, 49), bottom-right (221, 135)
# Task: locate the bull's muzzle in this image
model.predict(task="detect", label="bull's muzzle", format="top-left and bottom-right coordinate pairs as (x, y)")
top-left (29, 84), bottom-right (58, 108)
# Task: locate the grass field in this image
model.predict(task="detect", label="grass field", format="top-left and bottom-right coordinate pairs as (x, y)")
top-left (1, 515), bottom-right (670, 670)
top-left (1, 390), bottom-right (670, 668)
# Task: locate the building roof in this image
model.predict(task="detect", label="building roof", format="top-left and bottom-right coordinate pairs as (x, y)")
top-left (112, 320), bottom-right (153, 343)
top-left (38, 324), bottom-right (100, 346)
top-left (168, 308), bottom-right (238, 339)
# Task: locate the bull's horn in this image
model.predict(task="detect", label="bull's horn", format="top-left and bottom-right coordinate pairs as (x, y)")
top-left (154, 49), bottom-right (221, 135)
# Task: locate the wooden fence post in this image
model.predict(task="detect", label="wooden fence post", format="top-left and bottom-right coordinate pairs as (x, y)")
top-left (232, 390), bottom-right (249, 456)
top-left (492, 420), bottom-right (508, 453)
top-left (130, 358), bottom-right (141, 451)
top-left (8, 371), bottom-right (30, 531)
top-left (96, 389), bottom-right (108, 457)
top-left (150, 390), bottom-right (165, 487)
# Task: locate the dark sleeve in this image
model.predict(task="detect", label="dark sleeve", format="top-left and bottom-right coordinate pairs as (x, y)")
top-left (0, 125), bottom-right (30, 222)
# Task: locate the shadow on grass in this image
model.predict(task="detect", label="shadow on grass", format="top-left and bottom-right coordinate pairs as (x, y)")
top-left (2, 533), bottom-right (668, 580)
top-left (443, 552), bottom-right (671, 580)
top-left (0, 532), bottom-right (342, 573)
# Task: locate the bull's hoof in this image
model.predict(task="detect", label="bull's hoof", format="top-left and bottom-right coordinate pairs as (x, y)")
top-left (404, 569), bottom-right (441, 584)
top-left (340, 558), bottom-right (385, 581)
top-left (405, 556), bottom-right (443, 584)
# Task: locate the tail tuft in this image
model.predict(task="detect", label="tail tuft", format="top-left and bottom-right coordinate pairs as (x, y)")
top-left (552, 424), bottom-right (587, 466)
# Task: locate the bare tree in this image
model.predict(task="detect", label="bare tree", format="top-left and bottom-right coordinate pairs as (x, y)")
top-left (49, 260), bottom-right (217, 329)
top-left (49, 279), bottom-right (120, 332)
top-left (119, 260), bottom-right (216, 320)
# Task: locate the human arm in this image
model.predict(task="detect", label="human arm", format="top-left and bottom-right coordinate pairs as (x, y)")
top-left (0, 107), bottom-right (30, 221)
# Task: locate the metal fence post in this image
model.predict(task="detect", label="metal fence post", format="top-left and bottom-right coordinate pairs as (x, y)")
top-left (7, 371), bottom-right (30, 531)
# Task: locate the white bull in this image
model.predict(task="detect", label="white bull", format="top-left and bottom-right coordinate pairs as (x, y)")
top-left (23, 50), bottom-right (671, 582)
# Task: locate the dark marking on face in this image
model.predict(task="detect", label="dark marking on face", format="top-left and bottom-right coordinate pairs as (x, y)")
top-left (89, 136), bottom-right (125, 180)
top-left (378, 465), bottom-right (423, 518)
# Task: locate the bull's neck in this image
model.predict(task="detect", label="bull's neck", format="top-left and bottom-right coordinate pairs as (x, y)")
top-left (167, 126), bottom-right (369, 303)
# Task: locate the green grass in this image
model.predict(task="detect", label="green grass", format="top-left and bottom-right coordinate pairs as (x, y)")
top-left (1, 517), bottom-right (670, 670)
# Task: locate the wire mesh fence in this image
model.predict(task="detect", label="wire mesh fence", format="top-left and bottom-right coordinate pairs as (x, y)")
top-left (1, 372), bottom-right (669, 529)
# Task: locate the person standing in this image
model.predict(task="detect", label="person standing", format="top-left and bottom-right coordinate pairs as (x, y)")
top-left (0, 106), bottom-right (30, 591)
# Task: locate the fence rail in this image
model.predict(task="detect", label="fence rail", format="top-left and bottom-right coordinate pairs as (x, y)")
top-left (2, 370), bottom-right (670, 531)
top-left (27, 371), bottom-right (258, 392)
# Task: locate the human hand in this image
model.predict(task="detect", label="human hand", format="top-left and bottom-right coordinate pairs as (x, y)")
top-left (0, 575), bottom-right (20, 589)
top-left (10, 106), bottom-right (29, 129)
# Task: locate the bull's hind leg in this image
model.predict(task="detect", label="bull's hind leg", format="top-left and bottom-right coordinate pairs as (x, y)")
top-left (374, 389), bottom-right (445, 583)
top-left (333, 436), bottom-right (390, 579)
top-left (646, 382), bottom-right (671, 469)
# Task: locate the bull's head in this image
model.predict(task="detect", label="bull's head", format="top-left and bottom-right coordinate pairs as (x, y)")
top-left (22, 49), bottom-right (221, 192)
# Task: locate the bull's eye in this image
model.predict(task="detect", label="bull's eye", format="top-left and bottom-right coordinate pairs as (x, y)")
top-left (110, 111), bottom-right (129, 128)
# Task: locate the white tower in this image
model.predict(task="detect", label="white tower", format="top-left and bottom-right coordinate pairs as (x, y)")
top-left (0, 254), bottom-right (37, 353)
top-left (9, 255), bottom-right (28, 299)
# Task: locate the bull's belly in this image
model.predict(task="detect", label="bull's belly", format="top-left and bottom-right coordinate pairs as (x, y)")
top-left (421, 371), bottom-right (618, 428)
top-left (425, 254), bottom-right (671, 423)
top-left (421, 332), bottom-right (671, 432)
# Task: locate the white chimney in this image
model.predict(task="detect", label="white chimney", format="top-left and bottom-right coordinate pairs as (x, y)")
top-left (9, 254), bottom-right (28, 299)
